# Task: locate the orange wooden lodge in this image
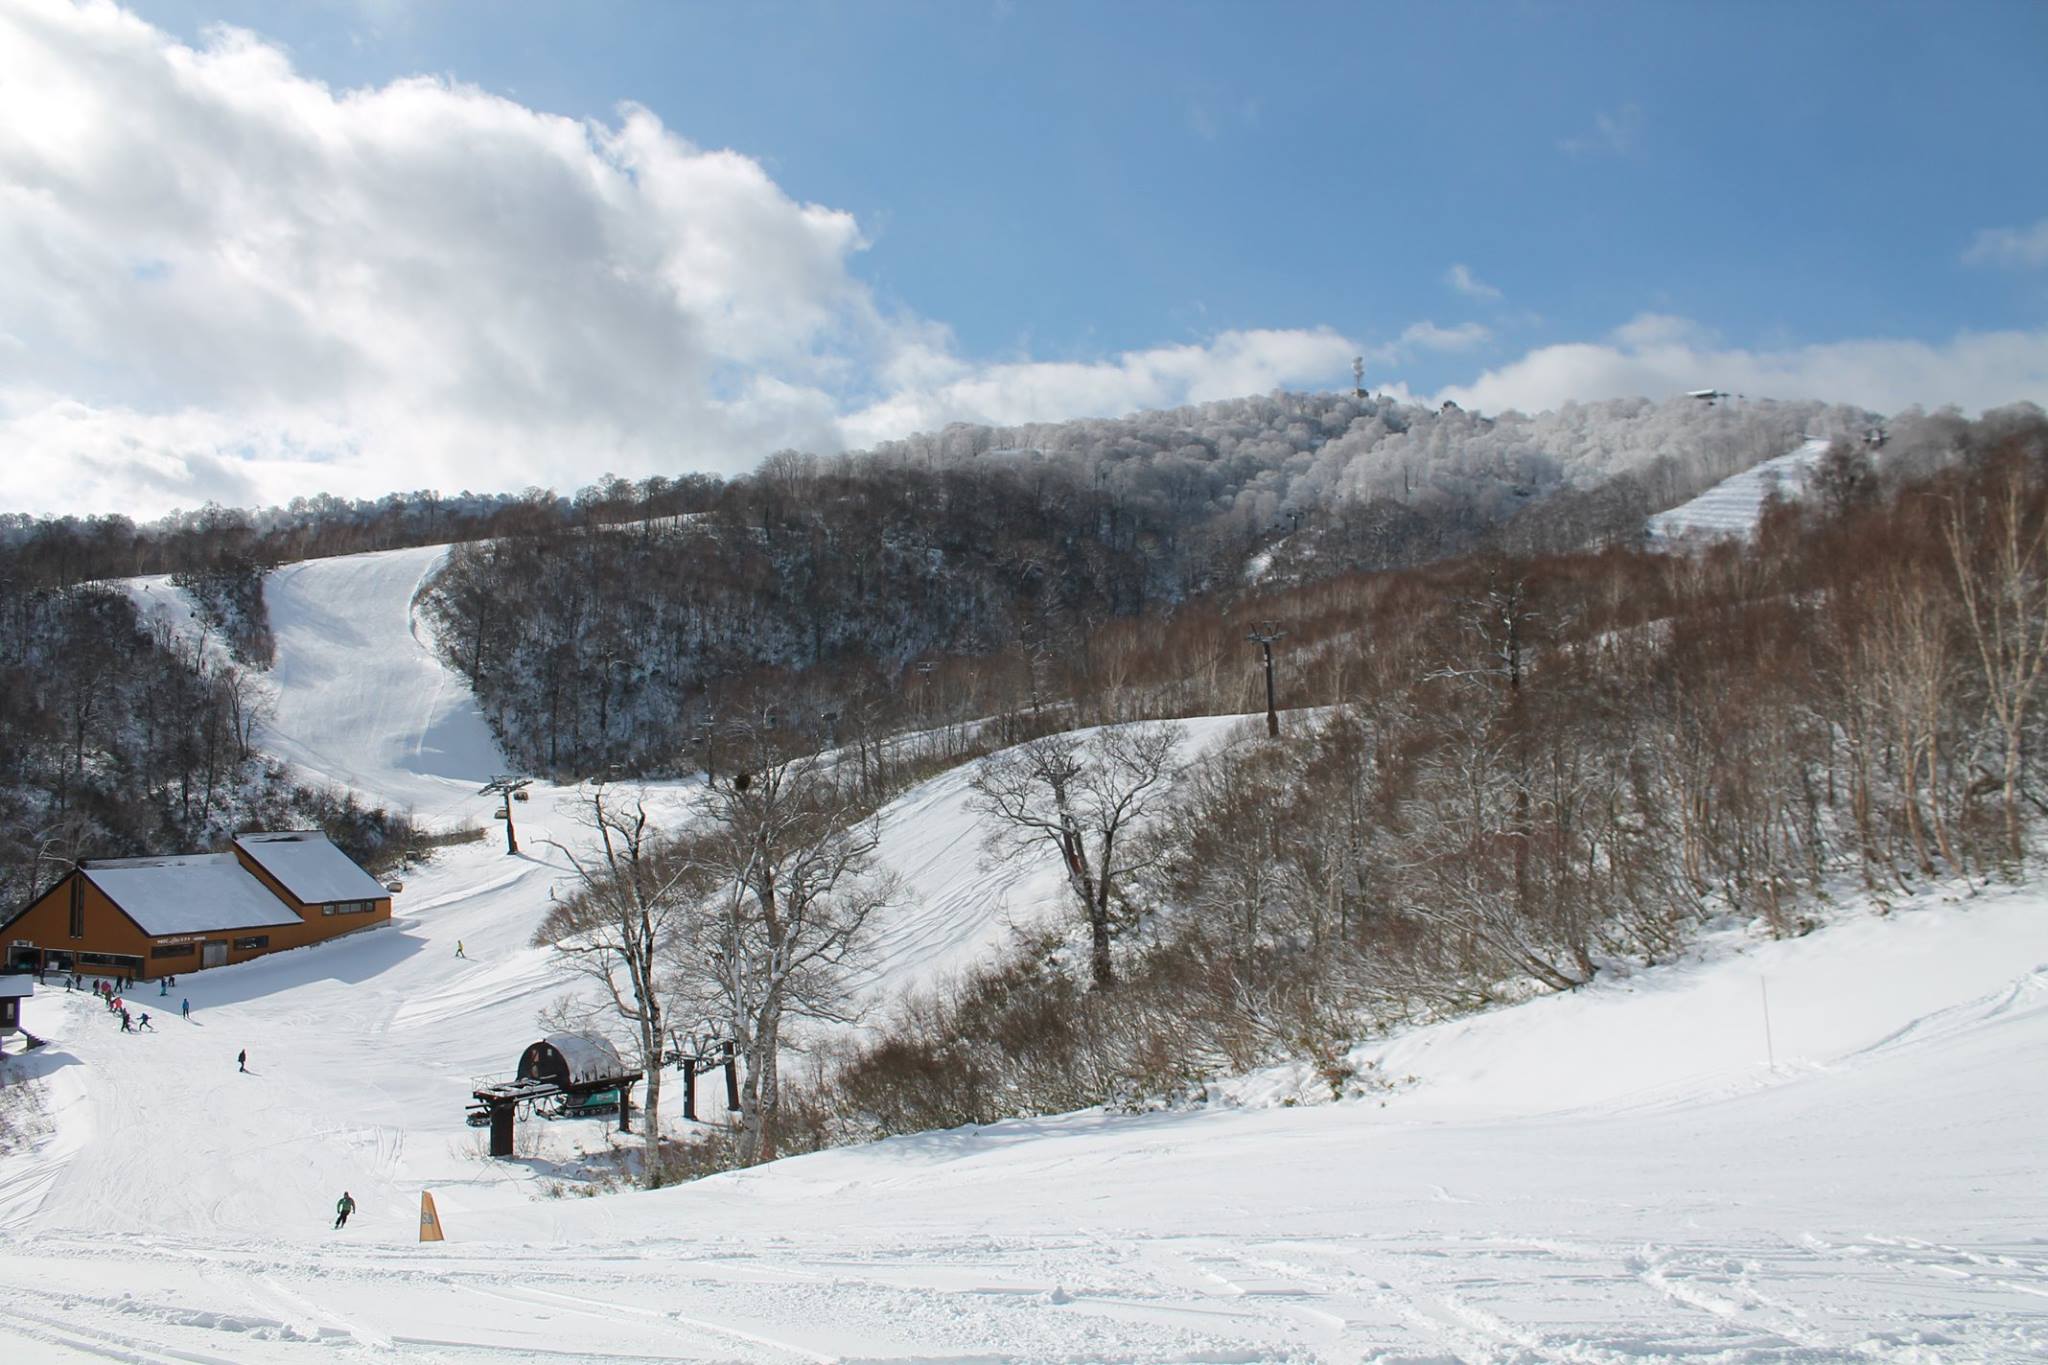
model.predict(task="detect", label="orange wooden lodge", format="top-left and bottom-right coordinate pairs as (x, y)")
top-left (1, 832), bottom-right (393, 983)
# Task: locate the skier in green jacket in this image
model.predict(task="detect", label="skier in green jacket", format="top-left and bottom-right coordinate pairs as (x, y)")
top-left (334, 1191), bottom-right (356, 1230)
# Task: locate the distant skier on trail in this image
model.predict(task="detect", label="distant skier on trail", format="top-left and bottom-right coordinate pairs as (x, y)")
top-left (455, 940), bottom-right (466, 959)
top-left (138, 1012), bottom-right (153, 1032)
top-left (238, 1049), bottom-right (247, 1073)
top-left (181, 998), bottom-right (190, 1020)
top-left (334, 1191), bottom-right (355, 1229)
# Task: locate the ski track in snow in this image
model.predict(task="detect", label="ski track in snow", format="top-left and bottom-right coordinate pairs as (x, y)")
top-left (4, 545), bottom-right (2044, 1360)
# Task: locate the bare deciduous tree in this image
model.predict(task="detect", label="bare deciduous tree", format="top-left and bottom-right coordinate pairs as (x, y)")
top-left (1944, 463), bottom-right (2048, 867)
top-left (969, 723), bottom-right (1183, 989)
top-left (677, 744), bottom-right (894, 1167)
top-left (534, 784), bottom-right (705, 1186)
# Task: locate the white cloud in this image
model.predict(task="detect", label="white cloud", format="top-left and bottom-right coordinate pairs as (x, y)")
top-left (1445, 263), bottom-right (1502, 301)
top-left (1399, 321), bottom-right (1491, 352)
top-left (1559, 103), bottom-right (1643, 157)
top-left (1963, 218), bottom-right (2048, 270)
top-left (1436, 313), bottom-right (2048, 417)
top-left (1608, 314), bottom-right (1716, 349)
top-left (1363, 320), bottom-right (1492, 367)
top-left (0, 1), bottom-right (1359, 518)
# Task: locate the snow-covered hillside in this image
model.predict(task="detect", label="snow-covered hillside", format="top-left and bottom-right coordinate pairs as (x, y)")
top-left (4, 545), bottom-right (2042, 1361)
top-left (133, 546), bottom-right (509, 827)
top-left (1645, 436), bottom-right (1832, 542)
top-left (3, 879), bottom-right (2042, 1360)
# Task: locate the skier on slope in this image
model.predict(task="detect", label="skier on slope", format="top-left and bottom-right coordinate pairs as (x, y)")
top-left (334, 1191), bottom-right (355, 1230)
top-left (238, 1048), bottom-right (247, 1072)
top-left (181, 998), bottom-right (190, 1020)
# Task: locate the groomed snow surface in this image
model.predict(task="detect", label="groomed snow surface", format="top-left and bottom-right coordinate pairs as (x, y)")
top-left (3, 546), bottom-right (2042, 1362)
top-left (1645, 438), bottom-right (1833, 543)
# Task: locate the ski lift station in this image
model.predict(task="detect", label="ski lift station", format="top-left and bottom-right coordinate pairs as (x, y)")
top-left (520, 1034), bottom-right (628, 1091)
top-left (466, 1033), bottom-right (743, 1157)
top-left (469, 1033), bottom-right (645, 1156)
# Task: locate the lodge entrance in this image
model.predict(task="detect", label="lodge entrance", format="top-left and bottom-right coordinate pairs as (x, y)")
top-left (201, 943), bottom-right (227, 968)
top-left (8, 945), bottom-right (86, 978)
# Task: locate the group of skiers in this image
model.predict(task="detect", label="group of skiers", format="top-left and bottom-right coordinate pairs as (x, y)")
top-left (85, 977), bottom-right (188, 1030)
top-left (89, 980), bottom-right (154, 1033)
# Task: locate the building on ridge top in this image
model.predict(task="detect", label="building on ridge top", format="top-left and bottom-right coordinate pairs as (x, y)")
top-left (0, 831), bottom-right (393, 983)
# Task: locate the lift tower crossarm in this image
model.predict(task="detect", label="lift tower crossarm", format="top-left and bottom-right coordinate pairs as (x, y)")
top-left (478, 775), bottom-right (534, 855)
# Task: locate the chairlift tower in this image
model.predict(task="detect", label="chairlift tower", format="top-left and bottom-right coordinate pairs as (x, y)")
top-left (478, 775), bottom-right (533, 855)
top-left (1246, 622), bottom-right (1286, 739)
top-left (1352, 356), bottom-right (1366, 399)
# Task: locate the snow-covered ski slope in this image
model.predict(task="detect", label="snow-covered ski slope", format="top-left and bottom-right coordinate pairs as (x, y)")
top-left (3, 543), bottom-right (2039, 1360)
top-left (131, 543), bottom-right (1251, 1013)
top-left (1646, 437), bottom-right (1831, 543)
top-left (132, 546), bottom-right (508, 826)
top-left (3, 882), bottom-right (2043, 1360)
top-left (263, 548), bottom-right (510, 824)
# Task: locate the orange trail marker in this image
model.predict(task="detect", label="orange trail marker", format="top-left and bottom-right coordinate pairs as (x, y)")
top-left (419, 1190), bottom-right (445, 1243)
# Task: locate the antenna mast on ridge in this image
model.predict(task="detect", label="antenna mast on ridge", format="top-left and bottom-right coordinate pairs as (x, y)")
top-left (1352, 356), bottom-right (1366, 399)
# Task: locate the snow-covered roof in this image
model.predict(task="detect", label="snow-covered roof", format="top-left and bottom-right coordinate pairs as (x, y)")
top-left (540, 1034), bottom-right (627, 1086)
top-left (82, 855), bottom-right (303, 937)
top-left (0, 975), bottom-right (33, 999)
top-left (233, 832), bottom-right (389, 905)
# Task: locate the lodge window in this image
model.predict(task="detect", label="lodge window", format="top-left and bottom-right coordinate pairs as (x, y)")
top-left (79, 952), bottom-right (141, 970)
top-left (69, 877), bottom-right (84, 939)
top-left (323, 900), bottom-right (376, 916)
top-left (232, 935), bottom-right (269, 951)
top-left (150, 943), bottom-right (196, 959)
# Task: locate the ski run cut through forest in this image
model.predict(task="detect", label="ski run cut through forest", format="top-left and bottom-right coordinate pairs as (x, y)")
top-left (2, 450), bottom-right (2046, 1363)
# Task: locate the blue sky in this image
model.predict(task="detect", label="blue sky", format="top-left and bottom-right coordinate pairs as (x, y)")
top-left (3, 0), bottom-right (2045, 515)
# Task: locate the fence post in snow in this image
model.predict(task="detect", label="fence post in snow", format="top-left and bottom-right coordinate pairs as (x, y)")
top-left (1761, 975), bottom-right (1777, 1071)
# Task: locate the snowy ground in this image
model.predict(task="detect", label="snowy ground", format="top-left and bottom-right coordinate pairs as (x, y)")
top-left (5, 546), bottom-right (2042, 1361)
top-left (2, 881), bottom-right (2041, 1362)
top-left (1645, 438), bottom-right (1832, 543)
